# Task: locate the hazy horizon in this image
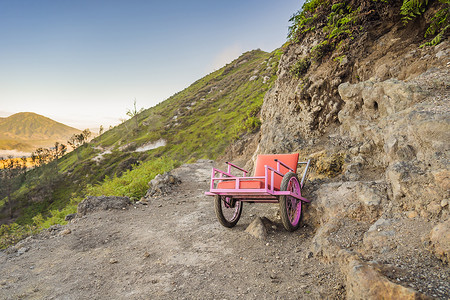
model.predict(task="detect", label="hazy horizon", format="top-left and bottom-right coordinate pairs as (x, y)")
top-left (0, 0), bottom-right (303, 129)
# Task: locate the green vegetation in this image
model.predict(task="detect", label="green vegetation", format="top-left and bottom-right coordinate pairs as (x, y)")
top-left (401, 0), bottom-right (430, 22)
top-left (0, 49), bottom-right (280, 249)
top-left (86, 157), bottom-right (177, 199)
top-left (419, 0), bottom-right (449, 46)
top-left (288, 0), bottom-right (329, 42)
top-left (400, 0), bottom-right (449, 47)
top-left (287, 0), bottom-right (361, 76)
top-left (334, 54), bottom-right (347, 63)
top-left (291, 57), bottom-right (311, 78)
top-left (0, 223), bottom-right (37, 249)
top-left (323, 3), bottom-right (359, 42)
top-left (288, 0), bottom-right (449, 56)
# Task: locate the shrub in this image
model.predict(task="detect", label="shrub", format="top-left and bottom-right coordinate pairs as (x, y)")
top-left (311, 40), bottom-right (332, 61)
top-left (288, 0), bottom-right (329, 41)
top-left (291, 58), bottom-right (311, 77)
top-left (421, 0), bottom-right (450, 46)
top-left (85, 157), bottom-right (177, 199)
top-left (244, 116), bottom-right (262, 133)
top-left (0, 223), bottom-right (36, 249)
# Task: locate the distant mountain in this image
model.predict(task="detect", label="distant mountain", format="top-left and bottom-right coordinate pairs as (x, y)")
top-left (0, 112), bottom-right (81, 152)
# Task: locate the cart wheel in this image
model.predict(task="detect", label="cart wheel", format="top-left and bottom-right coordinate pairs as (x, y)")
top-left (214, 195), bottom-right (242, 228)
top-left (279, 172), bottom-right (302, 232)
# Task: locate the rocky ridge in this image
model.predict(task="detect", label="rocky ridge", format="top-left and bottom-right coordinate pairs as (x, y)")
top-left (239, 6), bottom-right (450, 299)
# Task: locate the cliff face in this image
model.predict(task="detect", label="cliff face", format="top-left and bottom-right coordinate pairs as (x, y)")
top-left (248, 0), bottom-right (450, 297)
top-left (259, 1), bottom-right (447, 151)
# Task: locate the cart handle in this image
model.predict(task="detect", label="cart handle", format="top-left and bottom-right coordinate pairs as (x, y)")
top-left (225, 161), bottom-right (249, 176)
top-left (274, 159), bottom-right (295, 173)
top-left (298, 159), bottom-right (311, 187)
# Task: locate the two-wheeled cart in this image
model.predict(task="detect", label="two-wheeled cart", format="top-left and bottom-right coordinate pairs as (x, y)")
top-left (205, 153), bottom-right (310, 231)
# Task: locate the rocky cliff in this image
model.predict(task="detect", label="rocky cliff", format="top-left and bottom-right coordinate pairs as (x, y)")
top-left (243, 0), bottom-right (449, 298)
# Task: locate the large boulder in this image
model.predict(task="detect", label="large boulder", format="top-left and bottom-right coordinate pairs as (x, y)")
top-left (346, 260), bottom-right (431, 300)
top-left (143, 172), bottom-right (181, 199)
top-left (77, 196), bottom-right (131, 216)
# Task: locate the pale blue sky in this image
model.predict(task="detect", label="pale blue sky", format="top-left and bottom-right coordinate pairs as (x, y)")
top-left (0, 0), bottom-right (303, 129)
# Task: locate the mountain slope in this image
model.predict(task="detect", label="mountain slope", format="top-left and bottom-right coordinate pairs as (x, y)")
top-left (96, 49), bottom-right (280, 162)
top-left (0, 49), bottom-right (281, 228)
top-left (0, 112), bottom-right (81, 151)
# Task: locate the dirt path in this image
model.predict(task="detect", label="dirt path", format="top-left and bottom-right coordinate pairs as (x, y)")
top-left (0, 161), bottom-right (344, 299)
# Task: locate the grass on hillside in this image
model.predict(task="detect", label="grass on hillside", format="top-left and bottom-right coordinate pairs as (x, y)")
top-left (95, 49), bottom-right (281, 163)
top-left (0, 156), bottom-right (178, 249)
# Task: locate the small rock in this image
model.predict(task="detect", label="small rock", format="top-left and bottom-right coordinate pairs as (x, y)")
top-left (340, 56), bottom-right (348, 66)
top-left (436, 50), bottom-right (447, 59)
top-left (368, 218), bottom-right (391, 232)
top-left (428, 220), bottom-right (450, 264)
top-left (427, 201), bottom-right (442, 215)
top-left (245, 217), bottom-right (267, 240)
top-left (441, 199), bottom-right (448, 208)
top-left (17, 247), bottom-right (29, 256)
top-left (109, 258), bottom-right (118, 264)
top-left (60, 229), bottom-right (72, 236)
top-left (65, 213), bottom-right (77, 221)
top-left (406, 211), bottom-right (418, 219)
top-left (137, 198), bottom-right (148, 205)
top-left (143, 251), bottom-right (150, 258)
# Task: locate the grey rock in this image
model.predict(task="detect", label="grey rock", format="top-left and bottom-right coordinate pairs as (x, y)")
top-left (368, 218), bottom-right (391, 232)
top-left (245, 217), bottom-right (267, 240)
top-left (65, 213), bottom-right (77, 221)
top-left (428, 220), bottom-right (450, 264)
top-left (17, 247), bottom-right (29, 256)
top-left (77, 196), bottom-right (131, 216)
top-left (143, 172), bottom-right (181, 199)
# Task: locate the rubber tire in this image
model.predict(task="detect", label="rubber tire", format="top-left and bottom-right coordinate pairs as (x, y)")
top-left (214, 195), bottom-right (243, 228)
top-left (279, 172), bottom-right (302, 232)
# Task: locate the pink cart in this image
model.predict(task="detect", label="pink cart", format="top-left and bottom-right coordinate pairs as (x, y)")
top-left (205, 153), bottom-right (311, 231)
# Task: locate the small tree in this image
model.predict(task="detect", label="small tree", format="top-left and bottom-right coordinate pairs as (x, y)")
top-left (82, 129), bottom-right (92, 141)
top-left (126, 99), bottom-right (144, 131)
top-left (51, 142), bottom-right (67, 170)
top-left (54, 142), bottom-right (67, 160)
top-left (33, 148), bottom-right (52, 166)
top-left (1, 156), bottom-right (24, 218)
top-left (20, 156), bottom-right (28, 181)
top-left (68, 129), bottom-right (91, 160)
